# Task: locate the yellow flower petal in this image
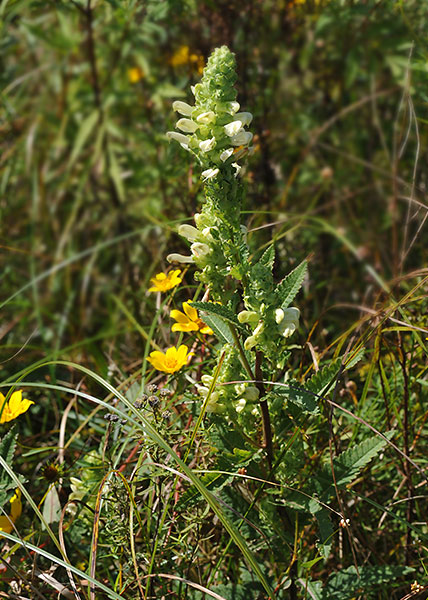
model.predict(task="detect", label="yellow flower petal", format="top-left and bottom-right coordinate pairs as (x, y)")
top-left (183, 301), bottom-right (198, 322)
top-left (170, 309), bottom-right (189, 324)
top-left (199, 324), bottom-right (214, 335)
top-left (148, 270), bottom-right (182, 293)
top-left (171, 322), bottom-right (199, 332)
top-left (146, 345), bottom-right (191, 374)
top-left (0, 390), bottom-right (34, 424)
top-left (0, 489), bottom-right (22, 533)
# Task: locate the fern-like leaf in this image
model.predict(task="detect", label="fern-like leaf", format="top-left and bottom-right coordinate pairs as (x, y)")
top-left (321, 564), bottom-right (414, 599)
top-left (190, 301), bottom-right (243, 330)
top-left (305, 358), bottom-right (342, 396)
top-left (277, 260), bottom-right (307, 309)
top-left (259, 245), bottom-right (275, 271)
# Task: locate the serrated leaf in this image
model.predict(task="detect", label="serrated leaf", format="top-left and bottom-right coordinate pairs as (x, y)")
top-left (305, 358), bottom-right (342, 396)
top-left (0, 426), bottom-right (17, 473)
top-left (277, 260), bottom-right (307, 309)
top-left (344, 346), bottom-right (365, 369)
top-left (332, 433), bottom-right (393, 488)
top-left (199, 314), bottom-right (234, 344)
top-left (321, 565), bottom-right (414, 599)
top-left (259, 245), bottom-right (275, 271)
top-left (190, 301), bottom-right (243, 329)
top-left (274, 385), bottom-right (319, 414)
top-left (0, 428), bottom-right (23, 507)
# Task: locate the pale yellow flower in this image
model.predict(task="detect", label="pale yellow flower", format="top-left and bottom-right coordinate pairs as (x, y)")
top-left (147, 345), bottom-right (192, 374)
top-left (171, 301), bottom-right (213, 334)
top-left (0, 390), bottom-right (34, 424)
top-left (0, 489), bottom-right (22, 533)
top-left (148, 269), bottom-right (182, 293)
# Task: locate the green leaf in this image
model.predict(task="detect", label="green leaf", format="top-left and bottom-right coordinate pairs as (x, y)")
top-left (274, 384), bottom-right (319, 414)
top-left (332, 433), bottom-right (393, 488)
top-left (298, 579), bottom-right (323, 599)
top-left (259, 245), bottom-right (275, 271)
top-left (0, 426), bottom-right (23, 505)
top-left (305, 358), bottom-right (342, 396)
top-left (0, 426), bottom-right (17, 474)
top-left (344, 346), bottom-right (365, 369)
top-left (277, 260), bottom-right (307, 309)
top-left (200, 313), bottom-right (234, 344)
top-left (321, 565), bottom-right (414, 599)
top-left (190, 301), bottom-right (243, 329)
top-left (68, 110), bottom-right (100, 169)
top-left (315, 508), bottom-right (333, 559)
top-left (108, 147), bottom-right (125, 202)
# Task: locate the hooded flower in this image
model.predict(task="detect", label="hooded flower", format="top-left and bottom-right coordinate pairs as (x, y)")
top-left (147, 345), bottom-right (192, 374)
top-left (0, 391), bottom-right (33, 424)
top-left (148, 270), bottom-right (182, 293)
top-left (171, 301), bottom-right (213, 334)
top-left (167, 46), bottom-right (253, 174)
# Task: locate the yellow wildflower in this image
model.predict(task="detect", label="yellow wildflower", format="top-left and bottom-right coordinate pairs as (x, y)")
top-left (171, 300), bottom-right (213, 334)
top-left (0, 390), bottom-right (34, 424)
top-left (0, 489), bottom-right (22, 533)
top-left (128, 67), bottom-right (144, 83)
top-left (147, 345), bottom-right (192, 374)
top-left (170, 45), bottom-right (204, 75)
top-left (148, 269), bottom-right (182, 293)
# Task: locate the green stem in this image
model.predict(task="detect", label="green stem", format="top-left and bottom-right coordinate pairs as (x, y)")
top-left (229, 325), bottom-right (273, 469)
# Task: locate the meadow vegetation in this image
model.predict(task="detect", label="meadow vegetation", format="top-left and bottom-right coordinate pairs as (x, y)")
top-left (1, 1), bottom-right (427, 598)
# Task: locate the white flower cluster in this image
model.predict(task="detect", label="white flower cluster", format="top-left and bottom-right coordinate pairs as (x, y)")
top-left (196, 375), bottom-right (260, 415)
top-left (167, 217), bottom-right (214, 266)
top-left (166, 96), bottom-right (253, 179)
top-left (238, 307), bottom-right (300, 351)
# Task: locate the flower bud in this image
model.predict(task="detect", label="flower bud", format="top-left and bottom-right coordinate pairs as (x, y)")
top-left (230, 131), bottom-right (253, 146)
top-left (242, 386), bottom-right (260, 402)
top-left (234, 112), bottom-right (253, 126)
top-left (236, 398), bottom-right (246, 413)
top-left (201, 168), bottom-right (219, 180)
top-left (244, 335), bottom-right (257, 351)
top-left (224, 120), bottom-right (243, 137)
top-left (275, 308), bottom-right (285, 324)
top-left (191, 242), bottom-right (211, 259)
top-left (225, 101), bottom-right (240, 114)
top-left (237, 310), bottom-right (259, 324)
top-left (172, 101), bottom-right (194, 116)
top-left (178, 224), bottom-right (200, 242)
top-left (167, 253), bottom-right (194, 264)
top-left (220, 148), bottom-right (234, 162)
top-left (166, 131), bottom-right (190, 146)
top-left (196, 111), bottom-right (216, 124)
top-left (176, 118), bottom-right (198, 133)
top-left (199, 137), bottom-right (216, 153)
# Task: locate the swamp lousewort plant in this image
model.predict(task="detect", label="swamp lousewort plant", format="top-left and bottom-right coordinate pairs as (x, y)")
top-left (166, 46), bottom-right (306, 434)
